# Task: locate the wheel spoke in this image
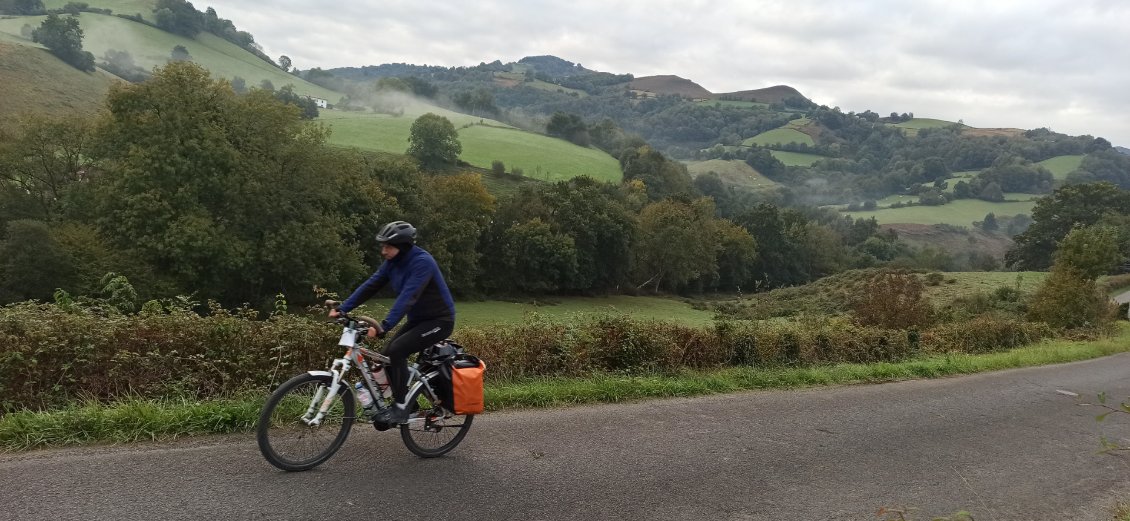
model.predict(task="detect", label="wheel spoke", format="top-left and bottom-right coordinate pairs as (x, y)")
top-left (257, 374), bottom-right (354, 471)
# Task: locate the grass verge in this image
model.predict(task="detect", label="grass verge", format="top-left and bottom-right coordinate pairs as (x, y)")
top-left (3, 323), bottom-right (1127, 451)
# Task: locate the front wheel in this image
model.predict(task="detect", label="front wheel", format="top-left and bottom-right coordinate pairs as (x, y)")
top-left (257, 373), bottom-right (355, 471)
top-left (400, 384), bottom-right (474, 458)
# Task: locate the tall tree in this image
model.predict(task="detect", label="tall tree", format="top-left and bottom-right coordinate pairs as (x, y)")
top-left (1006, 183), bottom-right (1130, 270)
top-left (417, 173), bottom-right (495, 293)
top-left (90, 61), bottom-right (370, 305)
top-left (407, 113), bottom-right (461, 169)
top-left (0, 116), bottom-right (91, 223)
top-left (619, 145), bottom-right (695, 201)
top-left (1053, 224), bottom-right (1127, 280)
top-left (485, 218), bottom-right (578, 293)
top-left (154, 0), bottom-right (203, 38)
top-left (489, 176), bottom-right (636, 292)
top-left (31, 14), bottom-right (94, 71)
top-left (633, 198), bottom-right (720, 292)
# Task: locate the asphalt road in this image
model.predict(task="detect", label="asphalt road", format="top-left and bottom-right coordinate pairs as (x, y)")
top-left (4, 355), bottom-right (1130, 521)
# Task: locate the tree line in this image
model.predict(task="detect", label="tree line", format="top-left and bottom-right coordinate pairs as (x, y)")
top-left (0, 62), bottom-right (995, 309)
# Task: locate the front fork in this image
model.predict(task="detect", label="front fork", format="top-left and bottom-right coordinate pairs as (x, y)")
top-left (303, 357), bottom-right (353, 426)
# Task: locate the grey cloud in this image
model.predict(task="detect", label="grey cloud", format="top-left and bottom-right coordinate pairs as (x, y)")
top-left (212, 0), bottom-right (1130, 145)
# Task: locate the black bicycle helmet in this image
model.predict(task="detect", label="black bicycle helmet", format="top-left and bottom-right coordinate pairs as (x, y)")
top-left (375, 220), bottom-right (416, 245)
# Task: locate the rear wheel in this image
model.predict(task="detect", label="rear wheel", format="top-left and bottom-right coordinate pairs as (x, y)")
top-left (400, 384), bottom-right (473, 458)
top-left (257, 373), bottom-right (355, 471)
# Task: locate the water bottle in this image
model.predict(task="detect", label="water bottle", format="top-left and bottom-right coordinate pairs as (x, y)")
top-left (355, 382), bottom-right (375, 410)
top-left (373, 367), bottom-right (393, 399)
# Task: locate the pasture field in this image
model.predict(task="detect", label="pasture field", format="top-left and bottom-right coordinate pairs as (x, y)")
top-left (457, 125), bottom-right (622, 183)
top-left (922, 271), bottom-right (1047, 303)
top-left (842, 198), bottom-right (1037, 226)
top-left (769, 150), bottom-right (824, 166)
top-left (0, 41), bottom-right (118, 126)
top-left (684, 159), bottom-right (782, 191)
top-left (350, 295), bottom-right (717, 328)
top-left (1037, 155), bottom-right (1084, 180)
top-left (319, 106), bottom-right (487, 152)
top-left (742, 128), bottom-right (814, 147)
top-left (0, 13), bottom-right (339, 101)
top-left (321, 110), bottom-right (620, 183)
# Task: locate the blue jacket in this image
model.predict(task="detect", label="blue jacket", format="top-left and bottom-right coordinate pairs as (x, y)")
top-left (339, 246), bottom-right (455, 330)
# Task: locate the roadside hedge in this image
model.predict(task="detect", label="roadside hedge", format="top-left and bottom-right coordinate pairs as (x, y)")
top-left (0, 302), bottom-right (1055, 413)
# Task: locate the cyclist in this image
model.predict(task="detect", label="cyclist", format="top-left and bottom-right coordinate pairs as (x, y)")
top-left (330, 220), bottom-right (455, 425)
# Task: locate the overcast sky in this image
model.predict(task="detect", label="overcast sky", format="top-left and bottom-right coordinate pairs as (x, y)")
top-left (216, 0), bottom-right (1130, 147)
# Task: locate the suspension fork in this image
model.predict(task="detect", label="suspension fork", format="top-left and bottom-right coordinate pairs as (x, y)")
top-left (304, 357), bottom-right (352, 425)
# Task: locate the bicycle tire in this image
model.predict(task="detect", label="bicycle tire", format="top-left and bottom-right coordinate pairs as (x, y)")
top-left (399, 383), bottom-right (474, 458)
top-left (257, 373), bottom-right (355, 471)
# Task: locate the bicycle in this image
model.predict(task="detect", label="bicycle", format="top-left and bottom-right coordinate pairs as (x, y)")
top-left (256, 304), bottom-right (474, 471)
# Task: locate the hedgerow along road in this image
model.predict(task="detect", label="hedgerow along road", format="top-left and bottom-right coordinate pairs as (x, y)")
top-left (3, 355), bottom-right (1130, 520)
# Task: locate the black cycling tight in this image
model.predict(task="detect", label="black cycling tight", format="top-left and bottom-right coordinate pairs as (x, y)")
top-left (382, 319), bottom-right (454, 404)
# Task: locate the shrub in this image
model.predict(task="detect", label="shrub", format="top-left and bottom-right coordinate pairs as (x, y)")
top-left (1028, 267), bottom-right (1117, 330)
top-left (0, 302), bottom-right (338, 412)
top-left (852, 271), bottom-right (934, 329)
top-left (491, 160), bottom-right (505, 175)
top-left (924, 272), bottom-right (945, 286)
top-left (0, 301), bottom-right (1071, 413)
top-left (923, 317), bottom-right (1052, 353)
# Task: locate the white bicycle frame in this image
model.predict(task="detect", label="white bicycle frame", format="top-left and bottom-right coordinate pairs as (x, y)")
top-left (300, 324), bottom-right (446, 426)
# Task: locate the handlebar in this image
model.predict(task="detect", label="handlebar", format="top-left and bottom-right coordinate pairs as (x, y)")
top-left (324, 300), bottom-right (383, 335)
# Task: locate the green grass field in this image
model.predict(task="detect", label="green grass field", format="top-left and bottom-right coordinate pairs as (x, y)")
top-left (457, 125), bottom-right (622, 183)
top-left (922, 271), bottom-right (1047, 303)
top-left (0, 13), bottom-right (339, 101)
top-left (1037, 155), bottom-right (1084, 180)
top-left (684, 159), bottom-right (782, 191)
top-left (770, 150), bottom-right (824, 166)
top-left (321, 110), bottom-right (621, 183)
top-left (320, 107), bottom-right (488, 152)
top-left (0, 41), bottom-right (119, 126)
top-left (843, 198), bottom-right (1038, 226)
top-left (742, 128), bottom-right (814, 147)
top-left (349, 295), bottom-right (717, 328)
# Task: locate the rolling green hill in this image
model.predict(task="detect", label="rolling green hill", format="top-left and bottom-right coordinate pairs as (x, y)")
top-left (0, 8), bottom-right (621, 185)
top-left (742, 128), bottom-right (814, 147)
top-left (0, 13), bottom-right (338, 101)
top-left (320, 109), bottom-right (622, 183)
top-left (0, 41), bottom-right (119, 127)
top-left (1037, 154), bottom-right (1084, 180)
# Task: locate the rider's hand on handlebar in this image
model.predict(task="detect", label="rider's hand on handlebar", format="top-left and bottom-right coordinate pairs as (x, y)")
top-left (328, 308), bottom-right (341, 319)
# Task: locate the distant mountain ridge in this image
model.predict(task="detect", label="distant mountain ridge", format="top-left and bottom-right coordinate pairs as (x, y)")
top-left (326, 55), bottom-right (809, 103)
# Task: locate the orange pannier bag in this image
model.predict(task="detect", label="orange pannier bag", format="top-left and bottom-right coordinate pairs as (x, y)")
top-left (451, 355), bottom-right (486, 415)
